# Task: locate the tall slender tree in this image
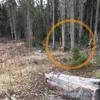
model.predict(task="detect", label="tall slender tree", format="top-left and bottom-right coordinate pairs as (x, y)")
top-left (19, 0), bottom-right (33, 47)
top-left (60, 0), bottom-right (65, 50)
top-left (79, 0), bottom-right (84, 39)
top-left (70, 0), bottom-right (75, 49)
top-left (52, 0), bottom-right (59, 48)
top-left (7, 0), bottom-right (17, 40)
top-left (94, 0), bottom-right (100, 40)
top-left (52, 0), bottom-right (55, 48)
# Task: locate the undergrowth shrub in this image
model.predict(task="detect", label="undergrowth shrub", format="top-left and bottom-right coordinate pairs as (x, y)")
top-left (70, 53), bottom-right (88, 66)
top-left (72, 48), bottom-right (81, 60)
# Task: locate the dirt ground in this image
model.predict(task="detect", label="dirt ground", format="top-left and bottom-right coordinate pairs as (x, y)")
top-left (0, 38), bottom-right (100, 100)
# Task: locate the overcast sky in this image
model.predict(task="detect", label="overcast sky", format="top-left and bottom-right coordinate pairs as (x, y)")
top-left (0, 0), bottom-right (47, 5)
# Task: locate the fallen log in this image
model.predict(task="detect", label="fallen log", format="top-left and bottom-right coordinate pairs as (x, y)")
top-left (45, 72), bottom-right (100, 100)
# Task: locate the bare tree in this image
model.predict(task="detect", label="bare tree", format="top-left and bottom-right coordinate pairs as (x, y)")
top-left (90, 0), bottom-right (94, 29)
top-left (26, 0), bottom-right (33, 48)
top-left (94, 0), bottom-right (100, 40)
top-left (52, 0), bottom-right (55, 48)
top-left (70, 0), bottom-right (75, 49)
top-left (79, 0), bottom-right (84, 39)
top-left (26, 6), bottom-right (32, 47)
top-left (60, 0), bottom-right (65, 51)
top-left (7, 0), bottom-right (17, 40)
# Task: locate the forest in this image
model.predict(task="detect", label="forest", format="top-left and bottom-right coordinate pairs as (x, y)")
top-left (0, 0), bottom-right (100, 100)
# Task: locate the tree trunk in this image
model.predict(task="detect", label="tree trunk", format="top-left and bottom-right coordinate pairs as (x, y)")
top-left (52, 0), bottom-right (55, 48)
top-left (90, 6), bottom-right (93, 29)
top-left (94, 0), bottom-right (100, 40)
top-left (8, 6), bottom-right (13, 39)
top-left (45, 72), bottom-right (100, 100)
top-left (40, 0), bottom-right (44, 40)
top-left (70, 0), bottom-right (75, 49)
top-left (12, 4), bottom-right (17, 40)
top-left (7, 0), bottom-right (17, 40)
top-left (47, 0), bottom-right (50, 27)
top-left (61, 0), bottom-right (65, 51)
top-left (26, 6), bottom-right (32, 48)
top-left (79, 1), bottom-right (84, 39)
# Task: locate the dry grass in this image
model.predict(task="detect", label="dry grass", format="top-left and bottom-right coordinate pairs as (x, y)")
top-left (0, 39), bottom-right (52, 98)
top-left (0, 38), bottom-right (99, 99)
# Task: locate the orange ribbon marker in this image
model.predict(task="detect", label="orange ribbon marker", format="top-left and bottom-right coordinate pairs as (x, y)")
top-left (45, 19), bottom-right (97, 70)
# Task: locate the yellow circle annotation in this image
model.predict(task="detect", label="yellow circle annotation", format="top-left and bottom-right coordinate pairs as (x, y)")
top-left (45, 19), bottom-right (97, 70)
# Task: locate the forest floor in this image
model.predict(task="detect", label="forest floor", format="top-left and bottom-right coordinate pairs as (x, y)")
top-left (0, 38), bottom-right (100, 100)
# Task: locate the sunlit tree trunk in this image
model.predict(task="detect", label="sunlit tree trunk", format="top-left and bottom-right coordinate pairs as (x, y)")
top-left (61, 0), bottom-right (65, 51)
